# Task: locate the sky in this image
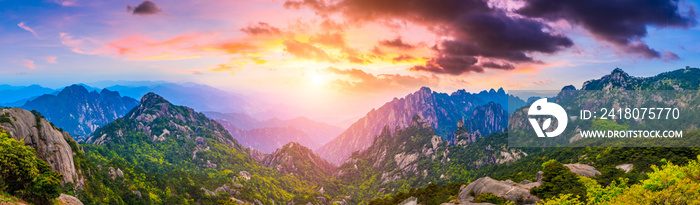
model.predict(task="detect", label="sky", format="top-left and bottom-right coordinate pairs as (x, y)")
top-left (1, 0), bottom-right (699, 125)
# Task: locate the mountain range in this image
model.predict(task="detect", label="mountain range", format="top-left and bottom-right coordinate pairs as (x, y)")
top-left (3, 67), bottom-right (700, 205)
top-left (21, 84), bottom-right (139, 138)
top-left (316, 87), bottom-right (512, 165)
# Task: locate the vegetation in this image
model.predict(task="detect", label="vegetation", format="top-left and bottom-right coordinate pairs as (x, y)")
top-left (0, 131), bottom-right (62, 205)
top-left (530, 160), bottom-right (586, 201)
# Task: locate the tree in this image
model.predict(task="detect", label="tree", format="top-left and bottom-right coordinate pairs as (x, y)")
top-left (0, 131), bottom-right (62, 205)
top-left (531, 161), bottom-right (586, 202)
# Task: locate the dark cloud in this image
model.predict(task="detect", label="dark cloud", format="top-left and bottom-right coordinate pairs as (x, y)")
top-left (240, 22), bottom-right (282, 36)
top-left (392, 54), bottom-right (415, 63)
top-left (128, 1), bottom-right (162, 15)
top-left (283, 40), bottom-right (336, 62)
top-left (379, 37), bottom-right (415, 50)
top-left (481, 61), bottom-right (515, 70)
top-left (409, 56), bottom-right (482, 75)
top-left (517, 0), bottom-right (696, 59)
top-left (284, 0), bottom-right (573, 75)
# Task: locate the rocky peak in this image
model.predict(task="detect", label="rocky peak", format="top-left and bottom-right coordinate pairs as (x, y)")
top-left (262, 142), bottom-right (335, 181)
top-left (582, 68), bottom-right (638, 90)
top-left (139, 92), bottom-right (168, 109)
top-left (57, 84), bottom-right (90, 98)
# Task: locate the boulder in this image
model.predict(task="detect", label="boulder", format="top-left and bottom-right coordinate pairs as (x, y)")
top-left (615, 164), bottom-right (634, 173)
top-left (239, 171), bottom-right (251, 181)
top-left (398, 196), bottom-right (418, 205)
top-left (458, 177), bottom-right (540, 204)
top-left (58, 194), bottom-right (84, 205)
top-left (564, 164), bottom-right (601, 177)
top-left (201, 187), bottom-right (216, 196)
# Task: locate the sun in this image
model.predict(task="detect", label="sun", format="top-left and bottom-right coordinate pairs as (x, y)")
top-left (309, 72), bottom-right (329, 86)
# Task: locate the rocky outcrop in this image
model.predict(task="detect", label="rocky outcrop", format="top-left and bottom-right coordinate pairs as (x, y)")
top-left (0, 108), bottom-right (81, 186)
top-left (456, 177), bottom-right (540, 205)
top-left (616, 164), bottom-right (634, 173)
top-left (564, 164), bottom-right (601, 177)
top-left (317, 87), bottom-right (509, 165)
top-left (239, 171), bottom-right (251, 181)
top-left (58, 194), bottom-right (84, 205)
top-left (398, 196), bottom-right (418, 205)
top-left (261, 142), bottom-right (336, 181)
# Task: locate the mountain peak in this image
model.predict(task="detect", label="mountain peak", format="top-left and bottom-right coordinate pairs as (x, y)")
top-left (140, 92), bottom-right (169, 107)
top-left (58, 84), bottom-right (89, 97)
top-left (418, 86), bottom-right (432, 94)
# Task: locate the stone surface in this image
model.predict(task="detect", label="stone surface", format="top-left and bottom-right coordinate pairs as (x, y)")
top-left (615, 164), bottom-right (634, 173)
top-left (398, 196), bottom-right (418, 205)
top-left (564, 164), bottom-right (601, 177)
top-left (459, 177), bottom-right (540, 204)
top-left (239, 171), bottom-right (251, 181)
top-left (58, 194), bottom-right (84, 205)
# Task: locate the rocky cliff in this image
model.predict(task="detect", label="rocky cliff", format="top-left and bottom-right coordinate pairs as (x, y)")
top-left (317, 87), bottom-right (509, 165)
top-left (0, 108), bottom-right (82, 186)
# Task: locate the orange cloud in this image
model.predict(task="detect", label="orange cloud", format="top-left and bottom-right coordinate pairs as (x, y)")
top-left (324, 67), bottom-right (439, 94)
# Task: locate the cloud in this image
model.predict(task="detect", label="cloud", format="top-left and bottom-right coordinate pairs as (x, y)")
top-left (240, 22), bottom-right (282, 36)
top-left (21, 59), bottom-right (36, 69)
top-left (517, 0), bottom-right (696, 59)
top-left (325, 67), bottom-right (438, 93)
top-left (379, 37), bottom-right (415, 50)
top-left (283, 40), bottom-right (336, 62)
top-left (45, 56), bottom-right (57, 63)
top-left (662, 51), bottom-right (681, 62)
top-left (481, 61), bottom-right (514, 70)
top-left (409, 56), bottom-right (482, 75)
top-left (309, 32), bottom-right (346, 48)
top-left (284, 0), bottom-right (573, 75)
top-left (128, 1), bottom-right (162, 15)
top-left (53, 0), bottom-right (77, 6)
top-left (17, 22), bottom-right (38, 38)
top-left (392, 54), bottom-right (415, 63)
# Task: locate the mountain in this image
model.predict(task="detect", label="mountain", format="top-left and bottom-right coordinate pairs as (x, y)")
top-left (259, 117), bottom-right (344, 145)
top-left (206, 111), bottom-right (344, 148)
top-left (582, 67), bottom-right (700, 90)
top-left (330, 115), bottom-right (526, 204)
top-left (103, 82), bottom-right (250, 113)
top-left (0, 108), bottom-right (83, 187)
top-left (20, 84), bottom-right (139, 138)
top-left (0, 84), bottom-right (55, 105)
top-left (317, 87), bottom-right (509, 165)
top-left (261, 142), bottom-right (336, 183)
top-left (83, 93), bottom-right (326, 204)
top-left (217, 119), bottom-right (320, 153)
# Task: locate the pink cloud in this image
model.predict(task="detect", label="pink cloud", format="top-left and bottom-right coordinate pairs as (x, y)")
top-left (17, 22), bottom-right (38, 38)
top-left (21, 59), bottom-right (36, 69)
top-left (46, 56), bottom-right (57, 63)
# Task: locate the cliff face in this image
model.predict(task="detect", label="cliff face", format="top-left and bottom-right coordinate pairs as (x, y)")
top-left (0, 108), bottom-right (82, 186)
